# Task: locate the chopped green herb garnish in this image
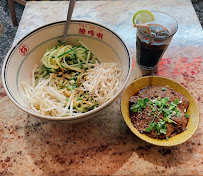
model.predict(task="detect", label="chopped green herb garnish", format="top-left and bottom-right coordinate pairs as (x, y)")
top-left (146, 128), bottom-right (151, 132)
top-left (152, 107), bottom-right (156, 112)
top-left (130, 93), bottom-right (184, 139)
top-left (146, 121), bottom-right (167, 135)
top-left (148, 121), bottom-right (157, 130)
top-left (72, 84), bottom-right (78, 89)
top-left (66, 98), bottom-right (69, 101)
top-left (151, 99), bottom-right (157, 103)
top-left (173, 99), bottom-right (180, 105)
top-left (77, 97), bottom-right (82, 100)
top-left (162, 87), bottom-right (166, 91)
top-left (130, 104), bottom-right (140, 112)
top-left (130, 98), bottom-right (149, 112)
top-left (68, 86), bottom-right (73, 91)
top-left (137, 107), bottom-right (142, 113)
top-left (164, 116), bottom-right (177, 124)
top-left (161, 97), bottom-right (169, 105)
top-left (151, 112), bottom-right (158, 118)
top-left (172, 111), bottom-right (176, 115)
top-left (165, 97), bottom-right (170, 101)
top-left (185, 113), bottom-right (190, 118)
top-left (176, 110), bottom-right (181, 117)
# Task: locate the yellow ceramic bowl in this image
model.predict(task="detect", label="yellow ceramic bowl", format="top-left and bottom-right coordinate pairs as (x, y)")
top-left (121, 76), bottom-right (199, 146)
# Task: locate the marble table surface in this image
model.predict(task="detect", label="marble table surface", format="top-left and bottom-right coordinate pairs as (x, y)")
top-left (1, 0), bottom-right (203, 175)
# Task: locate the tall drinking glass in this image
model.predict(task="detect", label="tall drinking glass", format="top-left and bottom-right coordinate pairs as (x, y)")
top-left (136, 11), bottom-right (178, 70)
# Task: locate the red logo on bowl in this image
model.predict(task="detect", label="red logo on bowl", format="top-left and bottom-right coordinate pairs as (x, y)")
top-left (19, 44), bottom-right (29, 56)
top-left (97, 32), bottom-right (103, 40)
top-left (79, 28), bottom-right (86, 35)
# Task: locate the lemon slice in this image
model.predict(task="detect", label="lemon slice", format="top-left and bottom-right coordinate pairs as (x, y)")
top-left (133, 10), bottom-right (154, 24)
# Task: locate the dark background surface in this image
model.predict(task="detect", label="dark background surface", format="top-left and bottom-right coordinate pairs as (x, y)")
top-left (0, 0), bottom-right (202, 72)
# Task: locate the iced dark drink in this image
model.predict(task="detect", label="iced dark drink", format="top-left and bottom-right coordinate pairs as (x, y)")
top-left (135, 12), bottom-right (178, 70)
top-left (136, 24), bottom-right (170, 69)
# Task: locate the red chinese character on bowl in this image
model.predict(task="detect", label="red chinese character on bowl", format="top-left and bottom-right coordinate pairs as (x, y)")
top-left (97, 32), bottom-right (103, 40)
top-left (88, 30), bottom-right (94, 37)
top-left (19, 44), bottom-right (29, 56)
top-left (79, 28), bottom-right (86, 35)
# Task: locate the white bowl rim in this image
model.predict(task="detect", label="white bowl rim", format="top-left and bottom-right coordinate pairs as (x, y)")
top-left (1, 20), bottom-right (132, 121)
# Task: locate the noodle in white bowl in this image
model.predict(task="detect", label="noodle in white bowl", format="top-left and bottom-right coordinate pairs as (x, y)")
top-left (21, 41), bottom-right (120, 117)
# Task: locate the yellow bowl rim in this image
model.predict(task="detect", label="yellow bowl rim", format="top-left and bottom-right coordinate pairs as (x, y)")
top-left (121, 76), bottom-right (199, 147)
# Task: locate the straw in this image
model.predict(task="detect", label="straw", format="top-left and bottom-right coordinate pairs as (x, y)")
top-left (133, 24), bottom-right (152, 37)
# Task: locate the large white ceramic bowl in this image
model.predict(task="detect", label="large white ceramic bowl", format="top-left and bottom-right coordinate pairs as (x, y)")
top-left (2, 20), bottom-right (131, 122)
